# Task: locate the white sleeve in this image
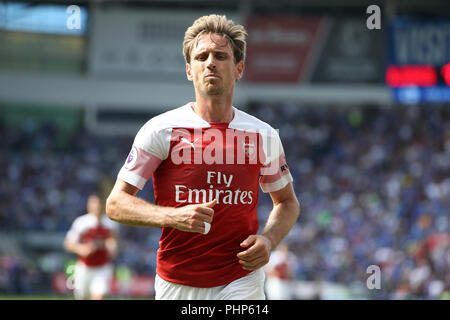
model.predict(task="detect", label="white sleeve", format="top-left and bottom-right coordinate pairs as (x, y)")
top-left (134, 119), bottom-right (171, 160)
top-left (259, 131), bottom-right (293, 193)
top-left (118, 119), bottom-right (170, 190)
top-left (65, 218), bottom-right (82, 243)
top-left (103, 217), bottom-right (119, 234)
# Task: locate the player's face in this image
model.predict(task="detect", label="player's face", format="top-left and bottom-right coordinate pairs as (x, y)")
top-left (87, 196), bottom-right (102, 217)
top-left (187, 33), bottom-right (244, 96)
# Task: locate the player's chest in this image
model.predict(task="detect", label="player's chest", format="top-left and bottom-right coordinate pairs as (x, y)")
top-left (80, 226), bottom-right (110, 242)
top-left (154, 127), bottom-right (264, 187)
top-left (167, 127), bottom-right (264, 166)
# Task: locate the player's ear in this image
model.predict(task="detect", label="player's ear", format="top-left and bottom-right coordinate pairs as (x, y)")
top-left (186, 63), bottom-right (193, 81)
top-left (235, 61), bottom-right (244, 80)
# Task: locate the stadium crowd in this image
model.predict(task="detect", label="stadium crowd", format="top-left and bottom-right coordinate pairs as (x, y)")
top-left (248, 102), bottom-right (449, 299)
top-left (0, 102), bottom-right (449, 299)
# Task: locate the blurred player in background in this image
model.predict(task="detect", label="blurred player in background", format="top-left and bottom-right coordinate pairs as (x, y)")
top-left (264, 243), bottom-right (298, 299)
top-left (64, 194), bottom-right (119, 300)
top-left (106, 14), bottom-right (299, 300)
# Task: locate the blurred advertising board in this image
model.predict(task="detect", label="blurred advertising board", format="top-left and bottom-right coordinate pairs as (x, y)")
top-left (244, 15), bottom-right (325, 83)
top-left (388, 17), bottom-right (450, 66)
top-left (0, 31), bottom-right (85, 74)
top-left (387, 18), bottom-right (450, 103)
top-left (311, 17), bottom-right (386, 83)
top-left (52, 272), bottom-right (155, 298)
top-left (392, 86), bottom-right (450, 104)
top-left (0, 3), bottom-right (87, 74)
top-left (88, 8), bottom-right (240, 80)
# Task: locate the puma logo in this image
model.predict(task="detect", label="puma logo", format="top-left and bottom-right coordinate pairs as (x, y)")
top-left (180, 137), bottom-right (199, 150)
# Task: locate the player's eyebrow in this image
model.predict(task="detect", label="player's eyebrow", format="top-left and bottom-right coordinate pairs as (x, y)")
top-left (196, 48), bottom-right (228, 54)
top-left (193, 49), bottom-right (229, 58)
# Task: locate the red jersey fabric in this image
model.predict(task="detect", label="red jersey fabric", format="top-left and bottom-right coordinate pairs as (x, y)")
top-left (118, 103), bottom-right (293, 287)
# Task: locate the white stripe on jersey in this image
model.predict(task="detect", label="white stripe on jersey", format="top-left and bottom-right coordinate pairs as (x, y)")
top-left (66, 213), bottom-right (118, 242)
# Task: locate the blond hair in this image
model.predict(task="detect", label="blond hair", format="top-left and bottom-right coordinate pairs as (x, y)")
top-left (183, 14), bottom-right (247, 64)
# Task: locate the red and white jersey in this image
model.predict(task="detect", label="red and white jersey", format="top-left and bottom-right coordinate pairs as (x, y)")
top-left (265, 250), bottom-right (297, 280)
top-left (118, 102), bottom-right (293, 287)
top-left (66, 213), bottom-right (118, 267)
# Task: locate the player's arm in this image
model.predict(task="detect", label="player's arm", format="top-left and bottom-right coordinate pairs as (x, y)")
top-left (63, 237), bottom-right (96, 258)
top-left (106, 178), bottom-right (216, 233)
top-left (262, 182), bottom-right (300, 250)
top-left (237, 182), bottom-right (299, 270)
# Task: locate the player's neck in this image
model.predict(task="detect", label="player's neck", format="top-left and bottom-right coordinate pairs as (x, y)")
top-left (91, 212), bottom-right (102, 222)
top-left (193, 95), bottom-right (234, 123)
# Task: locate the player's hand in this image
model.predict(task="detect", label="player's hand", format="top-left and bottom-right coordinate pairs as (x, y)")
top-left (168, 199), bottom-right (217, 234)
top-left (237, 235), bottom-right (272, 270)
top-left (78, 242), bottom-right (97, 258)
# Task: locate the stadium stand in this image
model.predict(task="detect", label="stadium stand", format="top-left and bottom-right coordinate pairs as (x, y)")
top-left (0, 102), bottom-right (448, 299)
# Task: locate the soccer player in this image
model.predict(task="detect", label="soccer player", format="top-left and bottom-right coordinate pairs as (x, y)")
top-left (64, 194), bottom-right (119, 300)
top-left (106, 14), bottom-right (300, 300)
top-left (264, 243), bottom-right (298, 299)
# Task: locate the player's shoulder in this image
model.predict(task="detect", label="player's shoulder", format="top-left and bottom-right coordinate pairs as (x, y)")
top-left (102, 215), bottom-right (120, 231)
top-left (231, 106), bottom-right (278, 137)
top-left (73, 212), bottom-right (92, 223)
top-left (141, 102), bottom-right (207, 132)
top-left (71, 213), bottom-right (95, 228)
